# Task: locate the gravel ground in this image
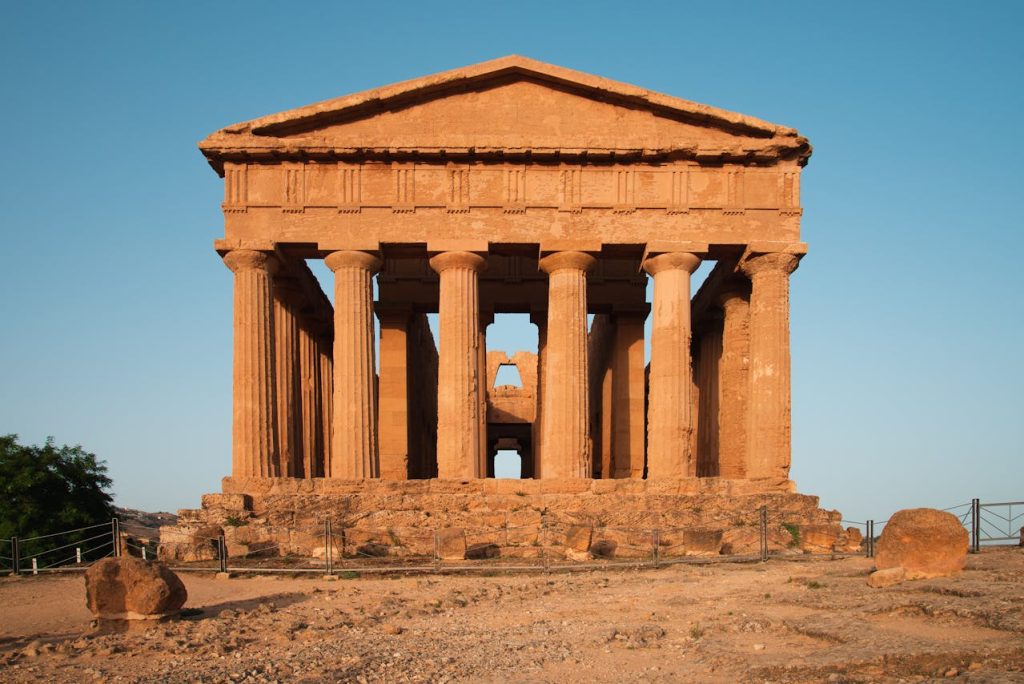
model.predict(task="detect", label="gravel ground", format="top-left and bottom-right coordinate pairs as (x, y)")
top-left (1, 548), bottom-right (1022, 683)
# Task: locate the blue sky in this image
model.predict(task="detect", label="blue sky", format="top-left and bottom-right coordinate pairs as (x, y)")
top-left (1, 2), bottom-right (1021, 523)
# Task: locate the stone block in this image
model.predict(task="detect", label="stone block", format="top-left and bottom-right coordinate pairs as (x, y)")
top-left (681, 528), bottom-right (723, 556)
top-left (564, 525), bottom-right (593, 552)
top-left (799, 524), bottom-right (840, 553)
top-left (465, 543), bottom-right (500, 560)
top-left (201, 493), bottom-right (252, 512)
top-left (867, 567), bottom-right (906, 588)
top-left (437, 528), bottom-right (466, 560)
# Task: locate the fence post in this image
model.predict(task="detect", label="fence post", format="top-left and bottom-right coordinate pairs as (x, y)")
top-left (652, 529), bottom-right (660, 568)
top-left (76, 547), bottom-right (82, 564)
top-left (971, 498), bottom-right (981, 553)
top-left (111, 518), bottom-right (121, 557)
top-left (432, 530), bottom-right (440, 571)
top-left (866, 520), bottom-right (874, 558)
top-left (31, 558), bottom-right (38, 575)
top-left (541, 516), bottom-right (549, 572)
top-left (219, 532), bottom-right (229, 573)
top-left (11, 537), bottom-right (19, 575)
top-left (759, 506), bottom-right (768, 562)
top-left (324, 520), bottom-right (333, 576)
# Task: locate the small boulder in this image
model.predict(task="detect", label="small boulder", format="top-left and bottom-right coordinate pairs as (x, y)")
top-left (875, 508), bottom-right (968, 580)
top-left (564, 525), bottom-right (593, 552)
top-left (867, 566), bottom-right (906, 588)
top-left (85, 557), bottom-right (187, 620)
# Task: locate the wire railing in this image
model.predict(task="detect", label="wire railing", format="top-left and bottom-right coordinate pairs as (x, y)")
top-left (2, 498), bottom-right (1020, 577)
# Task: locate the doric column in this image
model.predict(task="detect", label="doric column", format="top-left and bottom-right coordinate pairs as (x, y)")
top-left (297, 322), bottom-right (322, 478)
top-left (272, 278), bottom-right (303, 477)
top-left (716, 285), bottom-right (751, 479)
top-left (478, 311), bottom-right (492, 478)
top-left (377, 307), bottom-right (411, 480)
top-left (325, 250), bottom-right (381, 479)
top-left (740, 252), bottom-right (800, 479)
top-left (695, 312), bottom-right (723, 477)
top-left (317, 335), bottom-right (333, 476)
top-left (539, 251), bottom-right (596, 479)
top-left (530, 309), bottom-right (547, 479)
top-left (611, 311), bottom-right (648, 478)
top-left (223, 250), bottom-right (279, 479)
top-left (643, 252), bottom-right (702, 478)
top-left (429, 251), bottom-right (486, 479)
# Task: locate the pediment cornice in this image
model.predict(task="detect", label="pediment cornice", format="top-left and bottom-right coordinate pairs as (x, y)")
top-left (200, 56), bottom-right (811, 174)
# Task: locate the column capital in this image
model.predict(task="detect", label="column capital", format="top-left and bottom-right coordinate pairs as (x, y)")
top-left (325, 250), bottom-right (382, 274)
top-left (538, 251), bottom-right (596, 275)
top-left (740, 252), bottom-right (800, 279)
top-left (223, 249), bottom-right (278, 275)
top-left (642, 252), bottom-right (701, 276)
top-left (428, 251), bottom-right (487, 274)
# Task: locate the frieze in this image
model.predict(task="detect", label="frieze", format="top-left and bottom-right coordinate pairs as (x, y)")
top-left (225, 161), bottom-right (802, 216)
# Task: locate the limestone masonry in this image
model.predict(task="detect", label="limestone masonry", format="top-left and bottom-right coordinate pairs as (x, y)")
top-left (164, 56), bottom-right (842, 561)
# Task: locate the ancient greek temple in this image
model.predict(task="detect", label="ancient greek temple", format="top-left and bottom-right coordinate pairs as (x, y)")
top-left (200, 56), bottom-right (810, 487)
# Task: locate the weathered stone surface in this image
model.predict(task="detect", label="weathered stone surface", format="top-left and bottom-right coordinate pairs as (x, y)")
top-left (465, 543), bottom-right (500, 560)
top-left (437, 528), bottom-right (467, 560)
top-left (564, 525), bottom-right (593, 552)
top-left (867, 566), bottom-right (907, 588)
top-left (157, 525), bottom-right (222, 562)
top-left (681, 528), bottom-right (723, 556)
top-left (875, 508), bottom-right (968, 579)
top-left (85, 557), bottom-right (187, 620)
top-left (799, 524), bottom-right (840, 553)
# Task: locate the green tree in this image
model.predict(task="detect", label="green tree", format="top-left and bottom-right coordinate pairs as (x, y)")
top-left (0, 435), bottom-right (115, 565)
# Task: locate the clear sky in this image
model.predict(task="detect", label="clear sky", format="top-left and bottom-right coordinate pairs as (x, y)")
top-left (1, 2), bottom-right (1021, 524)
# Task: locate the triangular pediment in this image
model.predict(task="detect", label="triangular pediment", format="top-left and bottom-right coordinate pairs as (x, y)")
top-left (200, 56), bottom-right (810, 172)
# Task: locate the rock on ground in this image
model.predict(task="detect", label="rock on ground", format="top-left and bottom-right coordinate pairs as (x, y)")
top-left (874, 508), bottom-right (968, 580)
top-left (84, 557), bottom-right (187, 620)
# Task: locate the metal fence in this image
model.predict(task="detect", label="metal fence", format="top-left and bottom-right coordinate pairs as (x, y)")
top-left (1, 499), bottom-right (1020, 577)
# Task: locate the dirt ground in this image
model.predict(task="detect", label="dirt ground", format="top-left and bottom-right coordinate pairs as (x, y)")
top-left (1, 549), bottom-right (1022, 683)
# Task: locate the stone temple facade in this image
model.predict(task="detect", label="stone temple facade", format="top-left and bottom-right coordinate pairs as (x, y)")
top-left (164, 57), bottom-right (844, 561)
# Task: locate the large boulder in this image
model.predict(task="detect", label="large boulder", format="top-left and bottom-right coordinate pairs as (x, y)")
top-left (85, 557), bottom-right (187, 620)
top-left (873, 508), bottom-right (968, 581)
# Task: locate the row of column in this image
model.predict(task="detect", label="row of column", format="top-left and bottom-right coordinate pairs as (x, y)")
top-left (225, 247), bottom-right (797, 481)
top-left (223, 250), bottom-right (333, 480)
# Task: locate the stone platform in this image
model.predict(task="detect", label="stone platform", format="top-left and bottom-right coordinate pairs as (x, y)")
top-left (160, 478), bottom-right (854, 563)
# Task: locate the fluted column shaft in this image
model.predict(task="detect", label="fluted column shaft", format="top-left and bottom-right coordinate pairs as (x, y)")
top-left (695, 314), bottom-right (723, 476)
top-left (643, 252), bottom-right (702, 478)
top-left (325, 251), bottom-right (381, 479)
top-left (531, 311), bottom-right (547, 479)
top-left (273, 282), bottom-right (302, 477)
top-left (539, 252), bottom-right (596, 479)
top-left (298, 323), bottom-right (322, 478)
top-left (741, 253), bottom-right (799, 479)
top-left (223, 250), bottom-right (280, 479)
top-left (318, 336), bottom-right (333, 476)
top-left (717, 287), bottom-right (750, 479)
top-left (429, 252), bottom-right (486, 479)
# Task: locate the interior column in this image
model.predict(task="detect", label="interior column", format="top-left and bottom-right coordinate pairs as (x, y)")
top-left (429, 251), bottom-right (486, 479)
top-left (539, 251), bottom-right (596, 479)
top-left (377, 307), bottom-right (411, 480)
top-left (272, 278), bottom-right (303, 477)
top-left (643, 251), bottom-right (702, 478)
top-left (325, 250), bottom-right (381, 479)
top-left (223, 249), bottom-right (280, 479)
top-left (611, 310), bottom-right (647, 478)
top-left (297, 321), bottom-right (323, 478)
top-left (741, 252), bottom-right (800, 480)
top-left (717, 285), bottom-right (750, 478)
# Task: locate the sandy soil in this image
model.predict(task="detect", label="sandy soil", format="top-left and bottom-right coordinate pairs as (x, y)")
top-left (1, 549), bottom-right (1022, 683)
